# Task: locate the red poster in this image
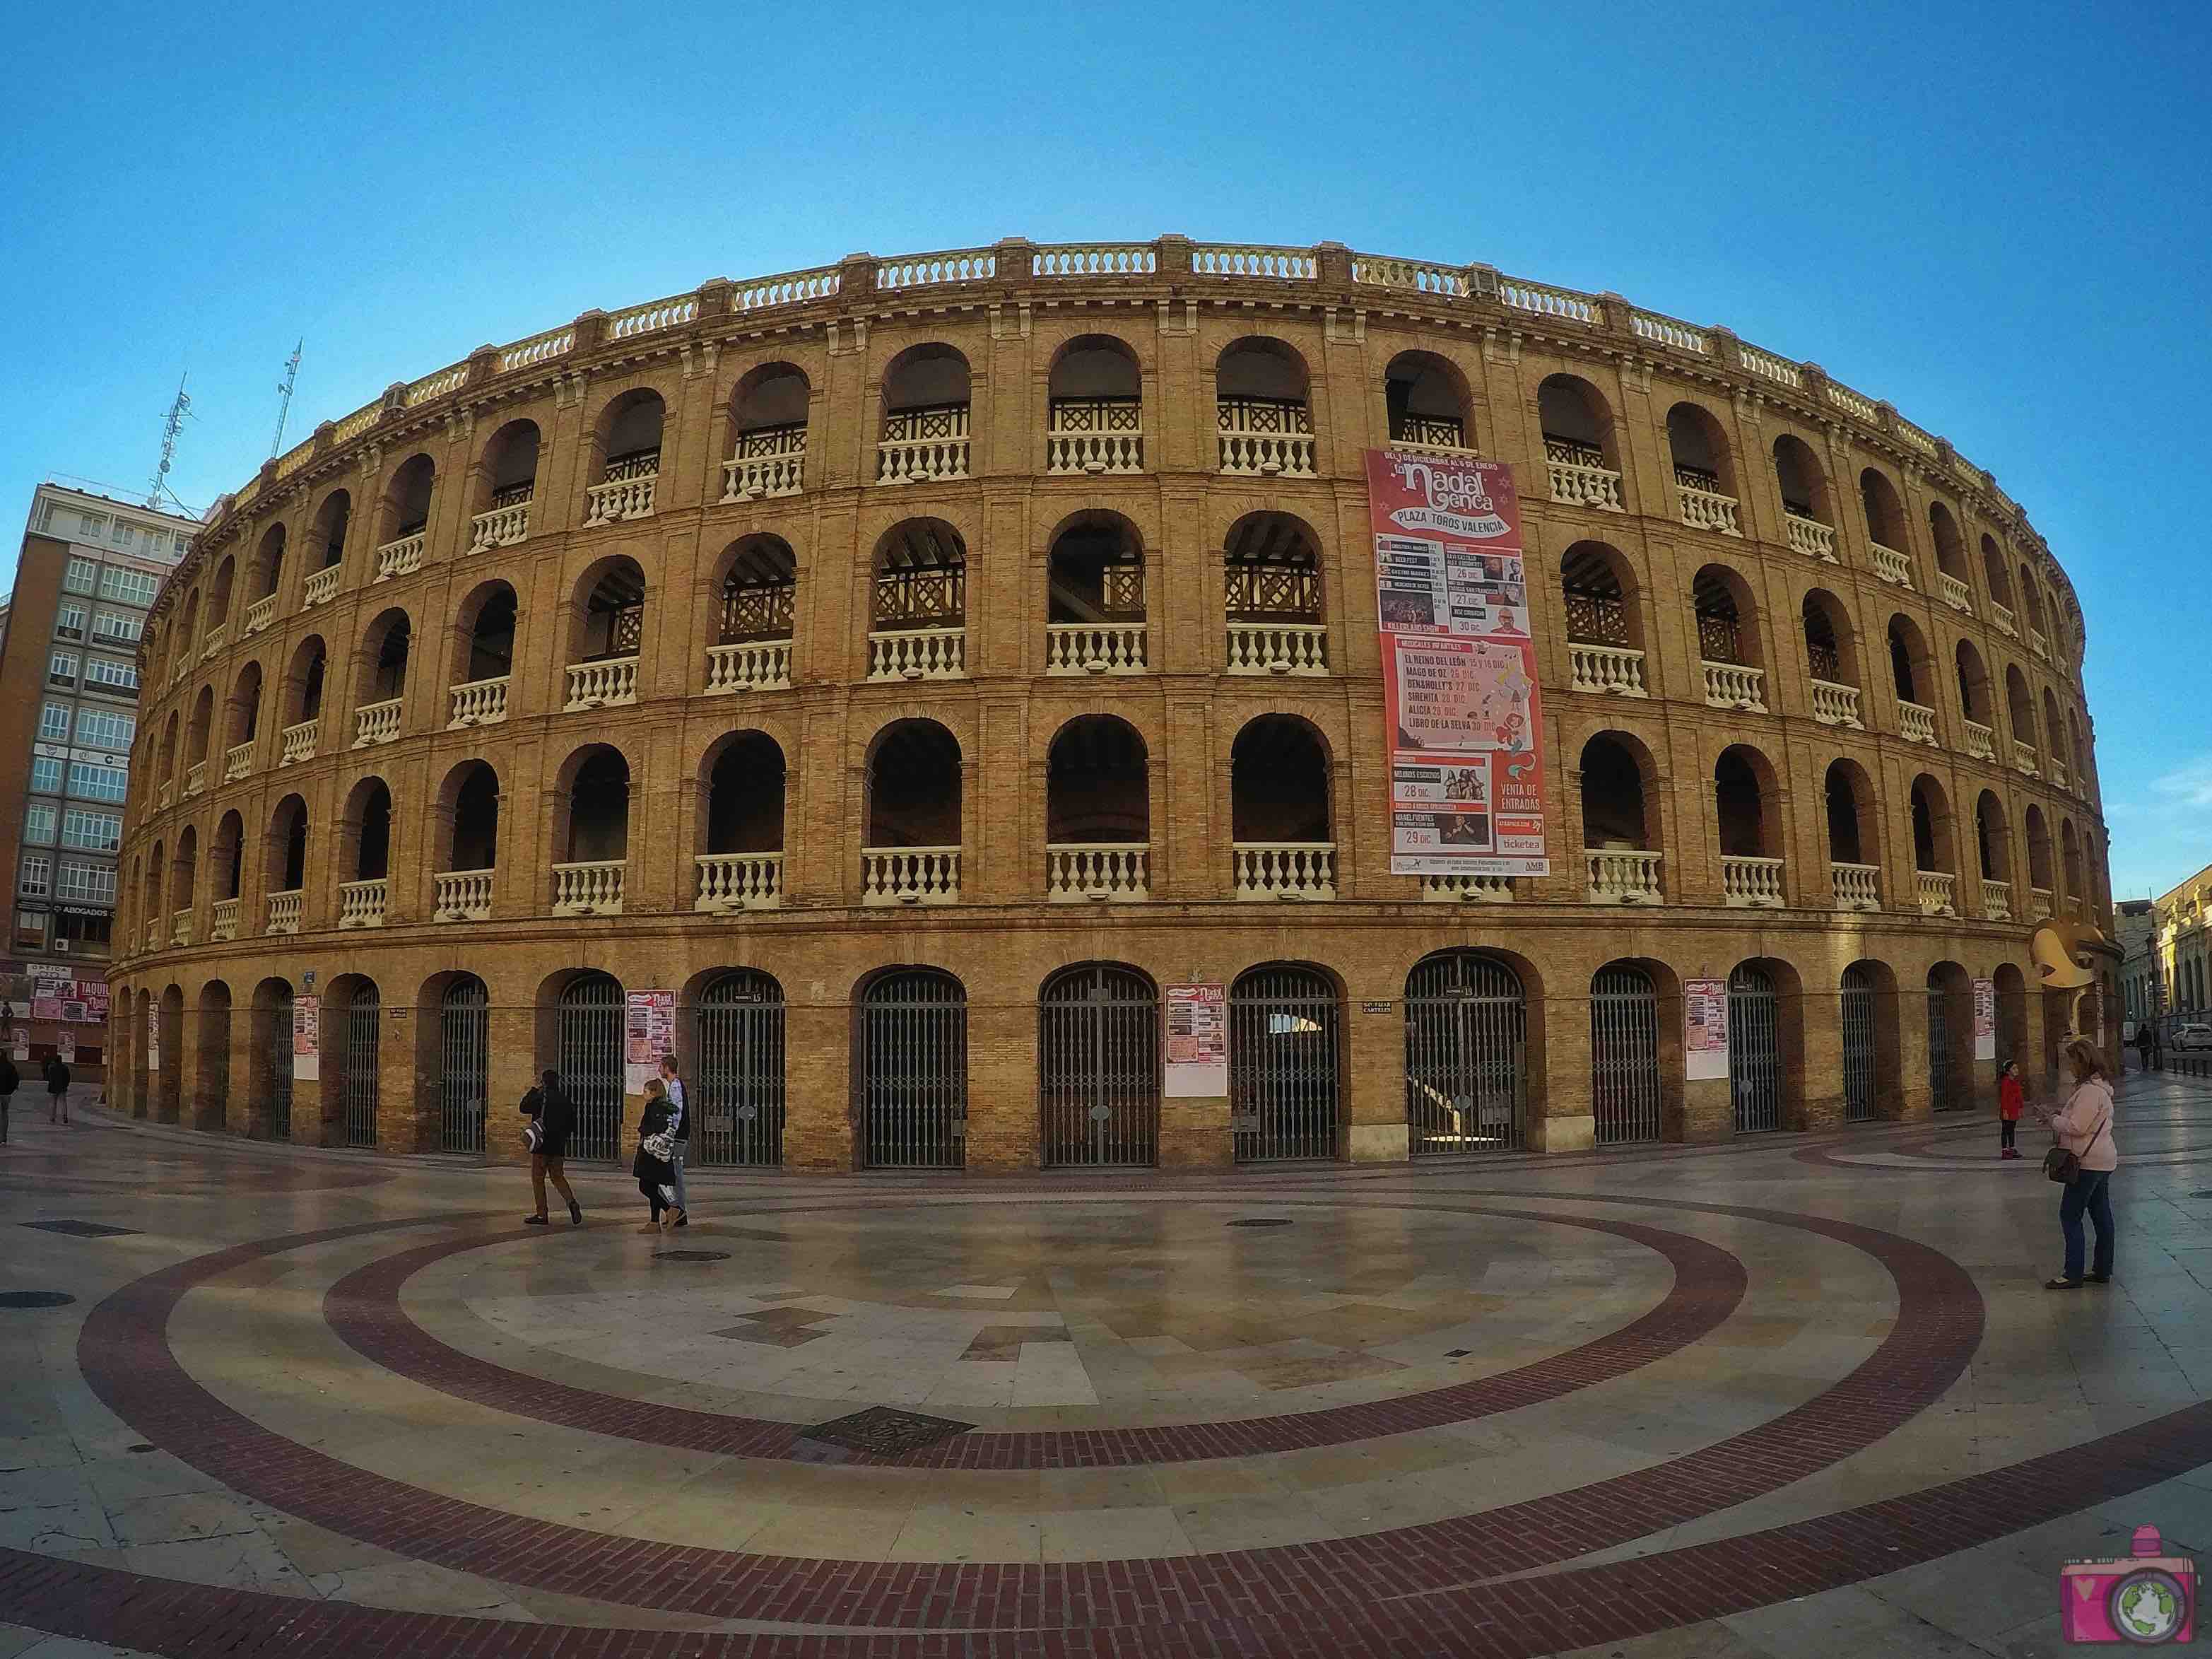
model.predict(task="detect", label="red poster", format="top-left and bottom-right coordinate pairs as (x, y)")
top-left (1367, 450), bottom-right (1549, 875)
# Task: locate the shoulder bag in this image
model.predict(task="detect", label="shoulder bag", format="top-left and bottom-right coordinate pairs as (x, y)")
top-left (2044, 1104), bottom-right (2110, 1185)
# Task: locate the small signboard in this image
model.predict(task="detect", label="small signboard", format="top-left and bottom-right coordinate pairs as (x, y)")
top-left (293, 995), bottom-right (319, 1082)
top-left (1685, 979), bottom-right (1729, 1080)
top-left (1973, 978), bottom-right (1997, 1061)
top-left (1164, 984), bottom-right (1228, 1097)
top-left (625, 990), bottom-right (678, 1094)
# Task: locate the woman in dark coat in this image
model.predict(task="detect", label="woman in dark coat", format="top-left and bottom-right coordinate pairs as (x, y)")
top-left (522, 1069), bottom-right (582, 1226)
top-left (633, 1077), bottom-right (685, 1232)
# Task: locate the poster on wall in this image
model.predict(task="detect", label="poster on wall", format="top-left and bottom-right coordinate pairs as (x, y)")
top-left (1973, 979), bottom-right (1997, 1061)
top-left (1685, 978), bottom-right (1729, 1079)
top-left (1164, 984), bottom-right (1229, 1097)
top-left (1367, 449), bottom-right (1551, 877)
top-left (58, 1030), bottom-right (75, 1065)
top-left (146, 1002), bottom-right (160, 1073)
top-left (293, 995), bottom-right (319, 1082)
top-left (624, 990), bottom-right (678, 1094)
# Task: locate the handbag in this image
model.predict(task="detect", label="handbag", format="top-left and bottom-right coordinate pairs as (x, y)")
top-left (642, 1129), bottom-right (676, 1163)
top-left (2044, 1105), bottom-right (2110, 1185)
top-left (520, 1086), bottom-right (545, 1154)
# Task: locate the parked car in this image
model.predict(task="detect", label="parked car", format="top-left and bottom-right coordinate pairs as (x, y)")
top-left (2174, 1024), bottom-right (2212, 1053)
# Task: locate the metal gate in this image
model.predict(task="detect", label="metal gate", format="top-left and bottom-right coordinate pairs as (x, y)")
top-left (1729, 963), bottom-right (1782, 1133)
top-left (343, 983), bottom-right (380, 1148)
top-left (265, 990), bottom-right (293, 1141)
top-left (558, 973), bottom-right (625, 1160)
top-left (1230, 964), bottom-right (1340, 1162)
top-left (1404, 951), bottom-right (1525, 1155)
top-left (1842, 964), bottom-right (1878, 1122)
top-left (1928, 984), bottom-right (1960, 1111)
top-left (694, 971), bottom-right (785, 1166)
top-left (1040, 965), bottom-right (1159, 1168)
top-left (1591, 964), bottom-right (1662, 1144)
top-left (859, 969), bottom-right (966, 1169)
top-left (440, 976), bottom-right (489, 1154)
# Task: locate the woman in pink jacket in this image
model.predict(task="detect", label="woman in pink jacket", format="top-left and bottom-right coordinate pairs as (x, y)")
top-left (2033, 1038), bottom-right (2119, 1289)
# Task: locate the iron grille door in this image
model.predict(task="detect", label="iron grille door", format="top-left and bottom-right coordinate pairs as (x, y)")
top-left (1591, 966), bottom-right (1662, 1144)
top-left (1040, 966), bottom-right (1159, 1168)
top-left (344, 987), bottom-right (380, 1148)
top-left (560, 974), bottom-right (625, 1160)
top-left (861, 971), bottom-right (965, 1169)
top-left (1404, 951), bottom-right (1526, 1155)
top-left (1927, 987), bottom-right (1959, 1111)
top-left (1230, 966), bottom-right (1341, 1162)
top-left (440, 977), bottom-right (489, 1155)
top-left (1729, 965), bottom-right (1781, 1133)
top-left (266, 994), bottom-right (293, 1141)
top-left (1842, 967), bottom-right (1877, 1122)
top-left (694, 972), bottom-right (786, 1166)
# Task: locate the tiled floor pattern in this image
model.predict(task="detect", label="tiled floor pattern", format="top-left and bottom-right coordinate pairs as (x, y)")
top-left (3, 1076), bottom-right (2212, 1653)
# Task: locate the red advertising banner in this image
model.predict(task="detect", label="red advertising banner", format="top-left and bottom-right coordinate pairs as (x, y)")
top-left (1367, 450), bottom-right (1549, 875)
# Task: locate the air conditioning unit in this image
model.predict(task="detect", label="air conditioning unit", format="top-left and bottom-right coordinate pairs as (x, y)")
top-left (50, 939), bottom-right (70, 954)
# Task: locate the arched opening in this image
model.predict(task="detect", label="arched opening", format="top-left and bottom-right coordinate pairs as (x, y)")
top-left (870, 519), bottom-right (966, 678)
top-left (141, 845), bottom-right (163, 946)
top-left (1039, 963), bottom-right (1159, 1168)
top-left (1666, 402), bottom-right (1739, 532)
top-left (249, 977), bottom-right (294, 1140)
top-left (2043, 688), bottom-right (2069, 783)
top-left (1046, 716), bottom-right (1150, 900)
top-left (285, 635), bottom-right (326, 736)
top-left (1231, 716), bottom-right (1332, 898)
top-left (177, 589), bottom-right (203, 658)
top-left (225, 662), bottom-right (263, 761)
top-left (856, 967), bottom-right (967, 1169)
top-left (355, 609), bottom-right (410, 743)
top-left (211, 811), bottom-right (244, 906)
top-left (1538, 375), bottom-right (1622, 507)
top-left (195, 980), bottom-right (231, 1130)
top-left (2026, 806), bottom-right (2054, 910)
top-left (1715, 742), bottom-right (1776, 872)
top-left (554, 746), bottom-right (630, 913)
top-left (1772, 433), bottom-right (1832, 530)
top-left (1562, 543), bottom-right (1645, 694)
top-left (1405, 950), bottom-right (1527, 1154)
top-left (1927, 962), bottom-right (1975, 1113)
top-left (435, 973), bottom-right (490, 1154)
top-left (1890, 614), bottom-right (1935, 739)
top-left (1223, 510), bottom-right (1326, 675)
top-left (878, 344), bottom-right (972, 483)
top-left (569, 557), bottom-right (645, 667)
top-left (1728, 959), bottom-right (1799, 1132)
top-left (436, 761), bottom-right (499, 921)
top-left (1591, 961), bottom-right (1665, 1144)
top-left (1955, 640), bottom-right (1992, 734)
top-left (1911, 775), bottom-right (1956, 915)
top-left (1230, 962), bottom-right (1341, 1161)
top-left (1841, 961), bottom-right (1895, 1122)
top-left (452, 583), bottom-right (517, 716)
top-left (1928, 501), bottom-right (1967, 586)
top-left (2018, 567), bottom-right (2047, 643)
top-left (264, 796), bottom-right (308, 922)
top-left (725, 363), bottom-right (811, 500)
top-left (697, 732), bottom-right (786, 911)
top-left (2005, 664), bottom-right (2038, 763)
top-left (692, 970), bottom-right (786, 1166)
top-left (864, 720), bottom-right (961, 903)
top-left (1859, 468), bottom-right (1909, 555)
top-left (715, 535), bottom-right (797, 643)
top-left (1215, 338), bottom-right (1313, 476)
top-left (585, 389), bottom-right (664, 524)
top-left (1693, 565), bottom-right (1763, 710)
top-left (1825, 760), bottom-right (1878, 908)
top-left (1976, 791), bottom-right (2013, 913)
top-left (1981, 534), bottom-right (2015, 614)
top-left (1384, 350), bottom-right (1472, 451)
top-left (344, 777), bottom-right (392, 886)
top-left (1047, 512), bottom-right (1146, 673)
top-left (1803, 590), bottom-right (1859, 727)
top-left (171, 827), bottom-right (199, 931)
top-left (546, 970), bottom-right (624, 1160)
top-left (186, 684), bottom-right (215, 773)
top-left (207, 556), bottom-right (237, 631)
top-left (1994, 962), bottom-right (2028, 1073)
top-left (380, 452), bottom-right (436, 548)
top-left (158, 712), bottom-right (179, 792)
top-left (250, 524), bottom-right (287, 602)
top-left (1579, 733), bottom-right (1660, 903)
top-left (472, 420), bottom-right (539, 549)
top-left (2061, 819), bottom-right (2085, 913)
top-left (311, 490), bottom-right (351, 573)
top-left (1047, 336), bottom-right (1143, 475)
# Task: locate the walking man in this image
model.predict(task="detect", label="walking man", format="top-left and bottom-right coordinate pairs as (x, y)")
top-left (658, 1053), bottom-right (689, 1225)
top-left (43, 1053), bottom-right (71, 1125)
top-left (0, 1047), bottom-right (17, 1143)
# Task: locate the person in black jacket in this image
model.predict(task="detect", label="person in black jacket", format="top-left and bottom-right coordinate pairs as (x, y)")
top-left (43, 1055), bottom-right (70, 1126)
top-left (633, 1077), bottom-right (684, 1232)
top-left (520, 1069), bottom-right (582, 1226)
top-left (0, 1050), bottom-right (17, 1144)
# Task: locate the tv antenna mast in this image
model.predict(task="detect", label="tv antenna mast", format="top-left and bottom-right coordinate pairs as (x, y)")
top-left (146, 373), bottom-right (193, 512)
top-left (271, 339), bottom-right (303, 457)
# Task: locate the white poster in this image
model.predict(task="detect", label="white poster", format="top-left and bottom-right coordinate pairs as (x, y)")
top-left (146, 1002), bottom-right (160, 1073)
top-left (1685, 979), bottom-right (1729, 1081)
top-left (293, 995), bottom-right (319, 1083)
top-left (57, 1031), bottom-right (75, 1065)
top-left (625, 990), bottom-right (677, 1094)
top-left (1164, 984), bottom-right (1229, 1097)
top-left (1973, 979), bottom-right (1997, 1062)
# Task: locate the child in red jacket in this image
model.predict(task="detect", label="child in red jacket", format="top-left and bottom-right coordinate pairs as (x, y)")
top-left (1999, 1058), bottom-right (2025, 1159)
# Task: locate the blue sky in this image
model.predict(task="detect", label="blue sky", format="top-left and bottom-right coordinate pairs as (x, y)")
top-left (3, 1), bottom-right (2204, 895)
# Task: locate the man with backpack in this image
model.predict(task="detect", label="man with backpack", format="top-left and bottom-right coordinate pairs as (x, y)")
top-left (44, 1053), bottom-right (71, 1125)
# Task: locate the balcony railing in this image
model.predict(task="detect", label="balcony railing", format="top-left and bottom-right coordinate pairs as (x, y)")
top-left (2013, 739), bottom-right (2040, 777)
top-left (1047, 398), bottom-right (1143, 474)
top-left (1722, 855), bottom-right (1786, 908)
top-left (584, 466), bottom-right (658, 526)
top-left (448, 676), bottom-right (510, 728)
top-left (302, 565), bottom-right (341, 608)
top-left (1991, 601), bottom-right (2017, 638)
top-left (1964, 720), bottom-right (1995, 761)
top-left (862, 846), bottom-right (960, 905)
top-left (695, 852), bottom-right (784, 912)
top-left (2051, 758), bottom-right (2069, 790)
top-left (339, 878), bottom-right (387, 929)
top-left (1898, 700), bottom-right (1936, 746)
top-left (551, 860), bottom-right (625, 916)
top-left (279, 718), bottom-right (319, 766)
top-left (1917, 870), bottom-right (1957, 917)
top-left (1700, 660), bottom-right (1766, 711)
top-left (433, 869), bottom-right (493, 922)
top-left (209, 898), bottom-right (240, 942)
top-left (1544, 438), bottom-right (1623, 510)
top-left (1587, 848), bottom-right (1663, 905)
top-left (1226, 621), bottom-right (1327, 676)
top-left (1809, 679), bottom-right (1863, 729)
top-left (375, 533), bottom-right (425, 581)
top-left (1938, 572), bottom-right (1972, 614)
top-left (1390, 414), bottom-right (1470, 453)
top-left (565, 656), bottom-right (638, 710)
top-left (722, 425), bottom-right (806, 502)
top-left (1216, 397), bottom-right (1315, 477)
top-left (470, 499), bottom-right (531, 551)
top-left (1784, 514), bottom-right (1837, 561)
top-left (184, 759), bottom-right (207, 797)
top-left (2029, 886), bottom-right (2054, 921)
top-left (705, 640), bottom-right (793, 693)
top-left (1233, 842), bottom-right (1336, 901)
top-left (157, 778), bottom-right (174, 809)
top-left (1831, 862), bottom-right (1881, 912)
top-left (353, 697), bottom-right (402, 747)
top-left (1047, 843), bottom-right (1150, 902)
top-left (1422, 874), bottom-right (1514, 903)
top-left (866, 626), bottom-right (967, 682)
top-left (170, 909), bottom-right (192, 946)
top-left (2031, 628), bottom-right (2050, 661)
top-left (1568, 642), bottom-right (1647, 696)
top-left (265, 889), bottom-right (302, 935)
top-left (223, 741), bottom-right (253, 782)
top-left (1676, 478), bottom-right (1741, 536)
top-left (1981, 878), bottom-right (2013, 921)
top-left (1046, 622), bottom-right (1148, 676)
top-left (243, 594), bottom-right (277, 636)
top-left (201, 622), bottom-right (228, 660)
top-left (1870, 544), bottom-right (1914, 588)
top-left (878, 404), bottom-right (971, 484)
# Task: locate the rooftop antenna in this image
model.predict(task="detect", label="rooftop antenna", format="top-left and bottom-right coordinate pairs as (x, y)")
top-left (146, 373), bottom-right (192, 511)
top-left (270, 339), bottom-right (302, 457)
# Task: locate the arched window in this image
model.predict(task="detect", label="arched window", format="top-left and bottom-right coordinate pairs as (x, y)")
top-left (869, 520), bottom-right (966, 680)
top-left (1215, 339), bottom-right (1314, 477)
top-left (380, 453), bottom-right (436, 548)
top-left (355, 610), bottom-right (410, 745)
top-left (250, 524), bottom-right (287, 603)
top-left (856, 967), bottom-right (967, 1168)
top-left (1230, 717), bottom-right (1332, 899)
top-left (1047, 512), bottom-right (1146, 674)
top-left (1223, 511), bottom-right (1326, 674)
top-left (172, 826), bottom-right (199, 920)
top-left (1825, 761), bottom-right (1877, 908)
top-left (1859, 468), bottom-right (1909, 556)
top-left (724, 363), bottom-right (811, 500)
top-left (211, 810), bottom-right (245, 905)
top-left (1040, 963), bottom-right (1158, 1167)
top-left (1803, 590), bottom-right (1859, 727)
top-left (207, 556), bottom-right (237, 633)
top-left (565, 561), bottom-right (644, 708)
top-left (1404, 949), bottom-right (1527, 1154)
top-left (2025, 805), bottom-right (2054, 905)
top-left (1693, 565), bottom-right (1765, 710)
top-left (310, 490), bottom-right (351, 572)
top-left (862, 720), bottom-right (962, 904)
top-left (585, 389), bottom-right (664, 524)
top-left (1047, 336), bottom-right (1143, 474)
top-left (1580, 733), bottom-right (1661, 903)
top-left (452, 582), bottom-right (517, 724)
top-left (1889, 616), bottom-right (1935, 739)
top-left (1927, 501), bottom-right (1967, 587)
top-left (1980, 534), bottom-right (2014, 616)
top-left (186, 684), bottom-right (215, 772)
top-left (1384, 350), bottom-right (1473, 452)
top-left (878, 344), bottom-right (972, 484)
top-left (177, 590), bottom-right (202, 659)
top-left (1910, 775), bottom-right (1957, 914)
top-left (2018, 566), bottom-right (2047, 643)
top-left (1538, 375), bottom-right (1622, 508)
top-left (2005, 664), bottom-right (2038, 762)
top-left (1955, 640), bottom-right (1992, 732)
top-left (265, 795), bottom-right (309, 912)
top-left (1772, 434), bottom-right (1830, 524)
top-left (696, 732), bottom-right (786, 911)
top-left (1716, 746), bottom-right (1782, 905)
top-left (1975, 791), bottom-right (2013, 912)
top-left (1046, 715), bottom-right (1149, 901)
top-left (1666, 402), bottom-right (1739, 532)
top-left (2061, 819), bottom-right (2085, 913)
top-left (341, 779), bottom-right (392, 927)
top-left (2042, 688), bottom-right (2069, 782)
top-left (472, 421), bottom-right (539, 550)
top-left (1562, 544), bottom-right (1645, 695)
top-left (552, 747), bottom-right (630, 915)
top-left (708, 537), bottom-right (796, 693)
top-left (435, 761), bottom-right (498, 922)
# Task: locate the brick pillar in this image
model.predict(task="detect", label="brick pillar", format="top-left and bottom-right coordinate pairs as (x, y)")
top-left (963, 991), bottom-right (1037, 1175)
top-left (1533, 983), bottom-right (1594, 1151)
top-left (782, 995), bottom-right (852, 1173)
top-left (1341, 986), bottom-right (1407, 1164)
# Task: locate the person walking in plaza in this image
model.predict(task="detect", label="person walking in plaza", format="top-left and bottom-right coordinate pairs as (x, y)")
top-left (657, 1053), bottom-right (689, 1226)
top-left (2035, 1037), bottom-right (2119, 1289)
top-left (0, 1050), bottom-right (16, 1144)
top-left (1997, 1057), bottom-right (2025, 1159)
top-left (2136, 1021), bottom-right (2156, 1073)
top-left (43, 1054), bottom-right (70, 1126)
top-left (521, 1068), bottom-right (582, 1226)
top-left (633, 1076), bottom-right (684, 1232)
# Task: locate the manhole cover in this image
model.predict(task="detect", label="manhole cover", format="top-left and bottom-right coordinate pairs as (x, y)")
top-left (0, 1292), bottom-right (75, 1309)
top-left (652, 1250), bottom-right (731, 1262)
top-left (1227, 1218), bottom-right (1294, 1228)
top-left (1445, 1349), bottom-right (1472, 1359)
top-left (22, 1220), bottom-right (140, 1238)
top-left (801, 1406), bottom-right (975, 1458)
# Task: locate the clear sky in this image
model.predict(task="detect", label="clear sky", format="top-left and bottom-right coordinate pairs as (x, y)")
top-left (3, 1), bottom-right (2204, 895)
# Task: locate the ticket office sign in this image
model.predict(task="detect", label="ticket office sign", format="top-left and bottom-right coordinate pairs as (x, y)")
top-left (1367, 450), bottom-right (1550, 877)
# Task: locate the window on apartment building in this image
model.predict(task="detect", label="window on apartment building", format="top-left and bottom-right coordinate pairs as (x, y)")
top-left (97, 568), bottom-right (158, 606)
top-left (83, 657), bottom-right (138, 695)
top-left (77, 512), bottom-right (106, 540)
top-left (56, 604), bottom-right (86, 639)
top-left (13, 910), bottom-right (47, 952)
top-left (91, 611), bottom-right (141, 644)
top-left (61, 809), bottom-right (121, 852)
top-left (74, 710), bottom-right (135, 751)
top-left (19, 856), bottom-right (51, 896)
top-left (29, 757), bottom-right (62, 793)
top-left (38, 703), bottom-right (70, 741)
top-left (56, 863), bottom-right (116, 904)
top-left (54, 911), bottom-right (111, 954)
top-left (23, 804), bottom-right (57, 845)
top-left (48, 652), bottom-right (79, 686)
top-left (112, 522), bottom-right (136, 549)
top-left (64, 558), bottom-right (98, 594)
top-left (66, 763), bottom-right (128, 804)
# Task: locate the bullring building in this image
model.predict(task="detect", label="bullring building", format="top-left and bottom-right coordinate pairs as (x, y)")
top-left (108, 236), bottom-right (2117, 1171)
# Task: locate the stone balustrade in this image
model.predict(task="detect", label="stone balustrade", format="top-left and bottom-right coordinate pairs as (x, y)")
top-left (877, 405), bottom-right (971, 483)
top-left (551, 860), bottom-right (625, 916)
top-left (1700, 660), bottom-right (1767, 711)
top-left (1870, 543), bottom-right (1914, 587)
top-left (1544, 439), bottom-right (1623, 510)
top-left (861, 846), bottom-right (960, 905)
top-left (1964, 720), bottom-right (1995, 761)
top-left (1047, 844), bottom-right (1151, 902)
top-left (1677, 482), bottom-right (1741, 536)
top-left (695, 852), bottom-right (784, 912)
top-left (1216, 398), bottom-right (1315, 477)
top-left (170, 910), bottom-right (192, 947)
top-left (1232, 842), bottom-right (1336, 901)
top-left (564, 656), bottom-right (638, 710)
top-left (867, 627), bottom-right (966, 681)
top-left (448, 676), bottom-right (510, 728)
top-left (433, 869), bottom-right (494, 922)
top-left (722, 426), bottom-right (806, 501)
top-left (1917, 870), bottom-right (1957, 916)
top-left (1225, 622), bottom-right (1327, 676)
top-left (375, 533), bottom-right (425, 581)
top-left (339, 878), bottom-right (387, 929)
top-left (1992, 602), bottom-right (2017, 638)
top-left (1586, 848), bottom-right (1663, 904)
top-left (584, 470), bottom-right (657, 526)
top-left (1982, 878), bottom-right (2013, 920)
top-left (209, 898), bottom-right (240, 942)
top-left (1938, 572), bottom-right (1972, 613)
top-left (1898, 700), bottom-right (1936, 746)
top-left (302, 565), bottom-right (341, 608)
top-left (1831, 862), bottom-right (1882, 911)
top-left (705, 640), bottom-right (794, 693)
top-left (1422, 874), bottom-right (1514, 903)
top-left (470, 500), bottom-right (531, 551)
top-left (353, 697), bottom-right (402, 747)
top-left (1047, 398), bottom-right (1143, 474)
top-left (185, 760), bottom-right (206, 797)
top-left (279, 719), bottom-right (318, 766)
top-left (1722, 855), bottom-right (1786, 908)
top-left (1809, 679), bottom-right (1863, 729)
top-left (157, 778), bottom-right (173, 809)
top-left (2032, 628), bottom-right (2050, 661)
top-left (1046, 623), bottom-right (1148, 676)
top-left (243, 594), bottom-right (276, 636)
top-left (201, 622), bottom-right (226, 660)
top-left (2052, 758), bottom-right (2069, 790)
top-left (1784, 515), bottom-right (1837, 561)
top-left (265, 889), bottom-right (302, 935)
top-left (2029, 886), bottom-right (2054, 922)
top-left (1568, 642), bottom-right (1647, 696)
top-left (223, 741), bottom-right (253, 782)
top-left (2013, 739), bottom-right (2040, 776)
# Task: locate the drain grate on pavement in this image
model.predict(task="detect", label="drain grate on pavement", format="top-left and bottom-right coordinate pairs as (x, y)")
top-left (801, 1406), bottom-right (976, 1458)
top-left (651, 1250), bottom-right (731, 1262)
top-left (1227, 1218), bottom-right (1294, 1228)
top-left (0, 1291), bottom-right (76, 1309)
top-left (23, 1220), bottom-right (141, 1238)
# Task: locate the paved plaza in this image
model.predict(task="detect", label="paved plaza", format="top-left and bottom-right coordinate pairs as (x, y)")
top-left (2, 1073), bottom-right (2211, 1656)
